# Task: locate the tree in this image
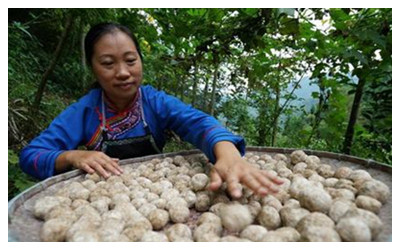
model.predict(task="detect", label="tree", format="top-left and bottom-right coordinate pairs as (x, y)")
top-left (32, 13), bottom-right (73, 111)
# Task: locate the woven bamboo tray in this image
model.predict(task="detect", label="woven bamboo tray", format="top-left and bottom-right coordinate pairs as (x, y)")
top-left (8, 147), bottom-right (392, 242)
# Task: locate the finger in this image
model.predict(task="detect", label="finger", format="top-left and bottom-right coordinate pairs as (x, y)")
top-left (90, 161), bottom-right (110, 178)
top-left (208, 168), bottom-right (223, 191)
top-left (104, 162), bottom-right (122, 176)
top-left (255, 173), bottom-right (279, 193)
top-left (261, 171), bottom-right (284, 185)
top-left (111, 158), bottom-right (123, 173)
top-left (106, 159), bottom-right (123, 175)
top-left (80, 163), bottom-right (95, 174)
top-left (226, 175), bottom-right (241, 199)
top-left (97, 158), bottom-right (122, 176)
top-left (101, 155), bottom-right (123, 174)
top-left (242, 173), bottom-right (268, 196)
top-left (113, 160), bottom-right (124, 174)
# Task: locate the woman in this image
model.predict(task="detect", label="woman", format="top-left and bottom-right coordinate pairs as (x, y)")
top-left (20, 23), bottom-right (282, 198)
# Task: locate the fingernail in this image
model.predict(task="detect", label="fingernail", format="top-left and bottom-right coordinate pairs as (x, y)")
top-left (209, 182), bottom-right (219, 191)
top-left (271, 187), bottom-right (279, 193)
top-left (233, 190), bottom-right (242, 198)
top-left (258, 187), bottom-right (268, 194)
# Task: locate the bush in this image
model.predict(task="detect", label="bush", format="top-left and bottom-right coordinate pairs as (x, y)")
top-left (8, 149), bottom-right (38, 201)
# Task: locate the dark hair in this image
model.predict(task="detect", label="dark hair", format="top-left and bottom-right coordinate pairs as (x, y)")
top-left (84, 22), bottom-right (143, 67)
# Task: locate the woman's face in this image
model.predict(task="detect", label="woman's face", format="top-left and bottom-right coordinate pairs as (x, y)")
top-left (91, 30), bottom-right (143, 102)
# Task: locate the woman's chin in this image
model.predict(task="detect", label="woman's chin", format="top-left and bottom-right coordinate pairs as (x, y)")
top-left (104, 85), bottom-right (138, 103)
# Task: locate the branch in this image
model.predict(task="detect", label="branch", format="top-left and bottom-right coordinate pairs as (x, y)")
top-left (265, 67), bottom-right (309, 136)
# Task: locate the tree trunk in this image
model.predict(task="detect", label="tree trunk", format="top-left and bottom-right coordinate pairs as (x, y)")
top-left (209, 59), bottom-right (219, 116)
top-left (245, 67), bottom-right (251, 102)
top-left (257, 104), bottom-right (268, 145)
top-left (80, 21), bottom-right (87, 85)
top-left (156, 75), bottom-right (163, 90)
top-left (342, 78), bottom-right (366, 154)
top-left (80, 20), bottom-right (86, 69)
top-left (271, 85), bottom-right (280, 146)
top-left (179, 75), bottom-right (184, 100)
top-left (191, 61), bottom-right (198, 106)
top-left (32, 14), bottom-right (73, 111)
top-left (202, 76), bottom-right (209, 111)
top-left (271, 63), bottom-right (282, 146)
top-left (265, 71), bottom-right (307, 137)
top-left (173, 72), bottom-right (179, 96)
top-left (306, 87), bottom-right (325, 146)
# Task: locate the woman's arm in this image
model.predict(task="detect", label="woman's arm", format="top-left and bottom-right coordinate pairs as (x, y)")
top-left (143, 86), bottom-right (282, 198)
top-left (19, 102), bottom-right (85, 179)
top-left (19, 93), bottom-right (122, 180)
top-left (143, 85), bottom-right (245, 163)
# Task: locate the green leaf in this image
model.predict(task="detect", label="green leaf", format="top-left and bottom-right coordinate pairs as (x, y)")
top-left (329, 8), bottom-right (350, 31)
top-left (311, 92), bottom-right (320, 98)
top-left (299, 21), bottom-right (315, 40)
top-left (243, 8), bottom-right (259, 17)
top-left (14, 177), bottom-right (36, 192)
top-left (311, 63), bottom-right (325, 79)
top-left (8, 150), bottom-right (19, 165)
top-left (357, 29), bottom-right (386, 48)
top-left (305, 40), bottom-right (317, 51)
top-left (187, 9), bottom-right (207, 17)
top-left (279, 16), bottom-right (299, 36)
top-left (348, 89), bottom-right (356, 95)
top-left (13, 21), bottom-right (32, 38)
top-left (342, 49), bottom-right (368, 65)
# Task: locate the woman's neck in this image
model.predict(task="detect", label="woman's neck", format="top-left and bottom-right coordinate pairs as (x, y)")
top-left (103, 91), bottom-right (138, 113)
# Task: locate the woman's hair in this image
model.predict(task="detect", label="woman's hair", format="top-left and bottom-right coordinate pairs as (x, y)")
top-left (84, 22), bottom-right (143, 67)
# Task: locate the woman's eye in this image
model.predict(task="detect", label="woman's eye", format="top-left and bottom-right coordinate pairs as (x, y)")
top-left (127, 59), bottom-right (137, 65)
top-left (101, 61), bottom-right (113, 66)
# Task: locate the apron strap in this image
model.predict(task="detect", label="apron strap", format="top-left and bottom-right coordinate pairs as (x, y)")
top-left (101, 91), bottom-right (109, 141)
top-left (139, 88), bottom-right (149, 128)
top-left (101, 91), bottom-right (107, 132)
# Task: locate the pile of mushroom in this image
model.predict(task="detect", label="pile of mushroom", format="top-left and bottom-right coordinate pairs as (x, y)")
top-left (34, 151), bottom-right (390, 242)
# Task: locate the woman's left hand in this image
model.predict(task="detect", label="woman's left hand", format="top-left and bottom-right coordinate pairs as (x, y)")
top-left (209, 141), bottom-right (284, 199)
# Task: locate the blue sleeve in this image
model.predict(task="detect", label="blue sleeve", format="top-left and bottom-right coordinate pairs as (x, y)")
top-left (143, 85), bottom-right (246, 163)
top-left (19, 102), bottom-right (87, 180)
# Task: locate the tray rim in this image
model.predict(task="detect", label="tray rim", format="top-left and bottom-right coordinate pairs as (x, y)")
top-left (8, 147), bottom-right (392, 242)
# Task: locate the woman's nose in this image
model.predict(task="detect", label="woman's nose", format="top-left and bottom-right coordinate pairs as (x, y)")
top-left (115, 64), bottom-right (130, 79)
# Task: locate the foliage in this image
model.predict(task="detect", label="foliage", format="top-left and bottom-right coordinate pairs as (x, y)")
top-left (8, 149), bottom-right (38, 200)
top-left (163, 138), bottom-right (195, 154)
top-left (219, 94), bottom-right (258, 145)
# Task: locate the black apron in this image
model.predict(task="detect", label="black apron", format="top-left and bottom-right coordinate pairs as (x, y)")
top-left (100, 90), bottom-right (161, 160)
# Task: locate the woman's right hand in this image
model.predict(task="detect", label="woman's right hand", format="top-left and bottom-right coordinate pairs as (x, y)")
top-left (56, 150), bottom-right (123, 178)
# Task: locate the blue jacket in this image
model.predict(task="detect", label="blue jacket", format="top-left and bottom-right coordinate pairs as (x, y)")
top-left (20, 84), bottom-right (245, 180)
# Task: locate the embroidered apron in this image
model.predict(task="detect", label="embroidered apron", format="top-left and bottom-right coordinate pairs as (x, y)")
top-left (100, 89), bottom-right (161, 159)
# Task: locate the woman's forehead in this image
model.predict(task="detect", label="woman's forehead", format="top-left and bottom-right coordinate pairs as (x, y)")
top-left (94, 31), bottom-right (138, 56)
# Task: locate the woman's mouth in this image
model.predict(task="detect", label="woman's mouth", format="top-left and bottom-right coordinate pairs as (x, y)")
top-left (115, 82), bottom-right (135, 90)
